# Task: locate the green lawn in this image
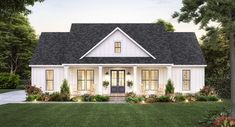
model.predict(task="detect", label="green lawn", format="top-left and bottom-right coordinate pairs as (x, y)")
top-left (0, 101), bottom-right (230, 127)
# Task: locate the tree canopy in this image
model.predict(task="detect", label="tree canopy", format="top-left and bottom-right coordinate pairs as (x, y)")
top-left (173, 0), bottom-right (235, 116)
top-left (155, 19), bottom-right (175, 32)
top-left (0, 0), bottom-right (44, 19)
top-left (0, 13), bottom-right (37, 79)
top-left (201, 27), bottom-right (230, 98)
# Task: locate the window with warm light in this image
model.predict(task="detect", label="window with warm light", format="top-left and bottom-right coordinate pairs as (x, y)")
top-left (141, 70), bottom-right (159, 90)
top-left (114, 42), bottom-right (121, 53)
top-left (46, 70), bottom-right (54, 91)
top-left (77, 70), bottom-right (94, 91)
top-left (182, 70), bottom-right (191, 91)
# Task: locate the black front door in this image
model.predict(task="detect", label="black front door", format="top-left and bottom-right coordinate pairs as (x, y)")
top-left (111, 70), bottom-right (125, 93)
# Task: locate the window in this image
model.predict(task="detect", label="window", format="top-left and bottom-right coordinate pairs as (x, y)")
top-left (182, 70), bottom-right (191, 91)
top-left (77, 70), bottom-right (94, 91)
top-left (46, 70), bottom-right (54, 91)
top-left (114, 42), bottom-right (121, 53)
top-left (142, 70), bottom-right (159, 90)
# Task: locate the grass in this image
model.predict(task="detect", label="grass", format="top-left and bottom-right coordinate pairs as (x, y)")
top-left (0, 100), bottom-right (230, 127)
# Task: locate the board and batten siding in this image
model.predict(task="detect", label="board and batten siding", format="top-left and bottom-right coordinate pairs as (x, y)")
top-left (171, 67), bottom-right (205, 93)
top-left (31, 67), bottom-right (64, 92)
top-left (31, 66), bottom-right (205, 94)
top-left (86, 30), bottom-right (150, 57)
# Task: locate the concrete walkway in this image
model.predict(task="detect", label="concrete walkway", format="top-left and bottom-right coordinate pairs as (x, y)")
top-left (0, 90), bottom-right (26, 105)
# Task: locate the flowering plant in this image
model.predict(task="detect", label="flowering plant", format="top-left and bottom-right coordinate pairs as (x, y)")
top-left (213, 115), bottom-right (235, 127)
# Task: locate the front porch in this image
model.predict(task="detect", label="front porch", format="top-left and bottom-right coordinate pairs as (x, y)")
top-left (63, 64), bottom-right (172, 96)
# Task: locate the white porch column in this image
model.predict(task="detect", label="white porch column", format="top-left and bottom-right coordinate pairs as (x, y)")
top-left (64, 65), bottom-right (69, 80)
top-left (98, 66), bottom-right (103, 95)
top-left (167, 66), bottom-right (172, 80)
top-left (133, 66), bottom-right (137, 93)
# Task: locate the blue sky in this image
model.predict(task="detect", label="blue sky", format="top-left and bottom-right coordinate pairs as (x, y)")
top-left (28, 0), bottom-right (205, 38)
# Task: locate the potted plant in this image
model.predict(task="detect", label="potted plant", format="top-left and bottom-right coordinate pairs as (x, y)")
top-left (103, 80), bottom-right (109, 88)
top-left (127, 80), bottom-right (133, 88)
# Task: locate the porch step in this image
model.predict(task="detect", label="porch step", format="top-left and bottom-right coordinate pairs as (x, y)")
top-left (110, 93), bottom-right (125, 97)
top-left (109, 96), bottom-right (125, 102)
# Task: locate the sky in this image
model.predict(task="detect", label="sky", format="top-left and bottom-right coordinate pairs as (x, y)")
top-left (28, 0), bottom-right (205, 38)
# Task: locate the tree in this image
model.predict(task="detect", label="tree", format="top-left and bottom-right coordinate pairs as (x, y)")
top-left (0, 13), bottom-right (37, 79)
top-left (155, 19), bottom-right (175, 32)
top-left (0, 0), bottom-right (44, 19)
top-left (201, 27), bottom-right (230, 98)
top-left (172, 0), bottom-right (235, 116)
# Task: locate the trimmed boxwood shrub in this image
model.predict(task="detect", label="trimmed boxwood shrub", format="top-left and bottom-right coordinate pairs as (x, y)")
top-left (174, 94), bottom-right (186, 102)
top-left (196, 95), bottom-right (219, 102)
top-left (208, 96), bottom-right (219, 101)
top-left (95, 95), bottom-right (109, 102)
top-left (126, 97), bottom-right (144, 103)
top-left (0, 73), bottom-right (21, 89)
top-left (49, 92), bottom-right (61, 101)
top-left (157, 96), bottom-right (171, 102)
top-left (82, 94), bottom-right (93, 102)
top-left (196, 95), bottom-right (208, 101)
top-left (26, 95), bottom-right (40, 101)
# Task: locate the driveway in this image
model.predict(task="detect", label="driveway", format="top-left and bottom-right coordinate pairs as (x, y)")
top-left (0, 90), bottom-right (26, 105)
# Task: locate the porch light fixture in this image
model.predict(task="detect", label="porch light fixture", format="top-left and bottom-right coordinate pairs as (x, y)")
top-left (105, 72), bottom-right (109, 75)
top-left (127, 72), bottom-right (131, 75)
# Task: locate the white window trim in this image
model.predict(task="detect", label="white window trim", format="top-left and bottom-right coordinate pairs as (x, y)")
top-left (79, 27), bottom-right (156, 59)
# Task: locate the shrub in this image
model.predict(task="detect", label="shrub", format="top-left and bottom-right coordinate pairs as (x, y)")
top-left (196, 95), bottom-right (208, 101)
top-left (157, 95), bottom-right (171, 102)
top-left (125, 92), bottom-right (143, 103)
top-left (95, 95), bottom-right (109, 102)
top-left (127, 80), bottom-right (133, 87)
top-left (145, 94), bottom-right (157, 103)
top-left (208, 96), bottom-right (219, 101)
top-left (199, 108), bottom-right (231, 127)
top-left (125, 92), bottom-right (136, 98)
top-left (213, 115), bottom-right (235, 127)
top-left (174, 94), bottom-right (186, 102)
top-left (0, 73), bottom-right (21, 89)
top-left (60, 80), bottom-right (70, 101)
top-left (71, 96), bottom-right (83, 102)
top-left (103, 81), bottom-right (109, 88)
top-left (199, 85), bottom-right (216, 96)
top-left (185, 93), bottom-right (196, 101)
top-left (49, 92), bottom-right (61, 101)
top-left (25, 85), bottom-right (42, 96)
top-left (26, 95), bottom-right (39, 101)
top-left (165, 80), bottom-right (174, 95)
top-left (38, 92), bottom-right (50, 101)
top-left (82, 94), bottom-right (93, 102)
top-left (126, 97), bottom-right (144, 103)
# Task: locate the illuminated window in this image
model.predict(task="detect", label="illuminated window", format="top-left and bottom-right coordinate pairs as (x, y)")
top-left (114, 42), bottom-right (121, 53)
top-left (77, 70), bottom-right (94, 91)
top-left (142, 70), bottom-right (159, 90)
top-left (46, 70), bottom-right (54, 91)
top-left (182, 70), bottom-right (190, 91)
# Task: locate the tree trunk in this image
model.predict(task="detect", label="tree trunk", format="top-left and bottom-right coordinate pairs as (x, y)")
top-left (230, 32), bottom-right (235, 117)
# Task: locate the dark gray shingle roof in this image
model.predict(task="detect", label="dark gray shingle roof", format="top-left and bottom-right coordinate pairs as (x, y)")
top-left (30, 23), bottom-right (206, 65)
